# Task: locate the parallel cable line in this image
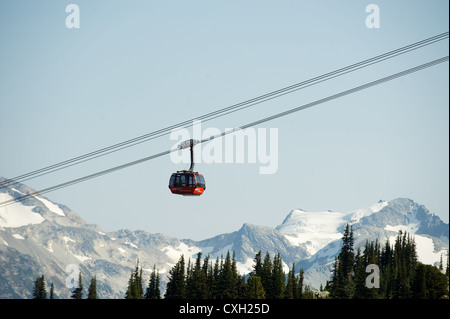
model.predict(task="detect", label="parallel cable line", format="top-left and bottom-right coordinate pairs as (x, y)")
top-left (1, 56), bottom-right (447, 208)
top-left (1, 32), bottom-right (448, 190)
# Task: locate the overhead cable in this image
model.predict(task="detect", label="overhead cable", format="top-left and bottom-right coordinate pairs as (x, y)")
top-left (1, 55), bottom-right (447, 208)
top-left (1, 32), bottom-right (448, 190)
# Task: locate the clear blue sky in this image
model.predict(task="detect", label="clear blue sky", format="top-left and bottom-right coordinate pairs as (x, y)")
top-left (0, 0), bottom-right (448, 240)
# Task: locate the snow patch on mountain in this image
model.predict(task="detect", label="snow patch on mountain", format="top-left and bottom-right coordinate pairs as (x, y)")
top-left (71, 253), bottom-right (91, 263)
top-left (124, 241), bottom-right (139, 249)
top-left (34, 195), bottom-right (65, 217)
top-left (276, 201), bottom-right (388, 257)
top-left (348, 200), bottom-right (388, 222)
top-left (162, 242), bottom-right (201, 264)
top-left (235, 258), bottom-right (254, 275)
top-left (385, 224), bottom-right (418, 233)
top-left (63, 236), bottom-right (76, 244)
top-left (0, 193), bottom-right (44, 228)
top-left (11, 188), bottom-right (65, 217)
top-left (12, 234), bottom-right (25, 240)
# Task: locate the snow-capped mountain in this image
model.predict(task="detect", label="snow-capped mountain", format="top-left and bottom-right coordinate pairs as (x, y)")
top-left (0, 177), bottom-right (448, 298)
top-left (0, 177), bottom-right (185, 298)
top-left (275, 201), bottom-right (389, 257)
top-left (277, 198), bottom-right (448, 288)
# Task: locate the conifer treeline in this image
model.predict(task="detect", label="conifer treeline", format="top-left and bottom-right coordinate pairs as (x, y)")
top-left (160, 250), bottom-right (315, 299)
top-left (121, 251), bottom-right (318, 299)
top-left (327, 224), bottom-right (449, 299)
top-left (32, 226), bottom-right (449, 299)
top-left (32, 272), bottom-right (97, 299)
top-left (33, 251), bottom-right (314, 299)
top-left (125, 260), bottom-right (160, 299)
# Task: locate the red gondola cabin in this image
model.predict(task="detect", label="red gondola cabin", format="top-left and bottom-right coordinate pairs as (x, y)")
top-left (169, 171), bottom-right (206, 196)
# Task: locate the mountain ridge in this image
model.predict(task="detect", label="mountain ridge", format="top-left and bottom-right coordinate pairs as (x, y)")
top-left (0, 177), bottom-right (448, 298)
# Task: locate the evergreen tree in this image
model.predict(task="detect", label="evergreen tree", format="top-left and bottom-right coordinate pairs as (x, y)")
top-left (392, 231), bottom-right (416, 299)
top-left (87, 276), bottom-right (98, 299)
top-left (271, 253), bottom-right (285, 299)
top-left (329, 224), bottom-right (355, 299)
top-left (329, 256), bottom-right (342, 298)
top-left (252, 251), bottom-right (262, 277)
top-left (412, 264), bottom-right (448, 299)
top-left (32, 275), bottom-right (47, 299)
top-left (49, 282), bottom-right (54, 299)
top-left (291, 264), bottom-right (299, 299)
top-left (211, 257), bottom-right (221, 299)
top-left (328, 230), bottom-right (447, 300)
top-left (218, 251), bottom-right (238, 299)
top-left (71, 272), bottom-right (83, 299)
top-left (205, 258), bottom-right (215, 299)
top-left (261, 252), bottom-right (273, 298)
top-left (230, 252), bottom-right (239, 296)
top-left (380, 238), bottom-right (394, 298)
top-left (411, 263), bottom-right (427, 299)
top-left (424, 264), bottom-right (448, 299)
top-left (236, 275), bottom-right (247, 299)
top-left (202, 254), bottom-right (211, 298)
top-left (380, 238), bottom-right (393, 271)
top-left (164, 255), bottom-right (187, 299)
top-left (353, 247), bottom-right (369, 299)
top-left (354, 242), bottom-right (380, 299)
top-left (125, 272), bottom-right (135, 299)
top-left (298, 268), bottom-right (304, 299)
top-left (185, 258), bottom-right (193, 297)
top-left (284, 263), bottom-right (298, 299)
top-left (138, 267), bottom-right (144, 297)
top-left (145, 265), bottom-right (161, 299)
top-left (245, 276), bottom-right (266, 299)
top-left (340, 224), bottom-right (355, 297)
top-left (187, 252), bottom-right (208, 299)
top-left (125, 259), bottom-right (144, 299)
top-left (283, 270), bottom-right (293, 299)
